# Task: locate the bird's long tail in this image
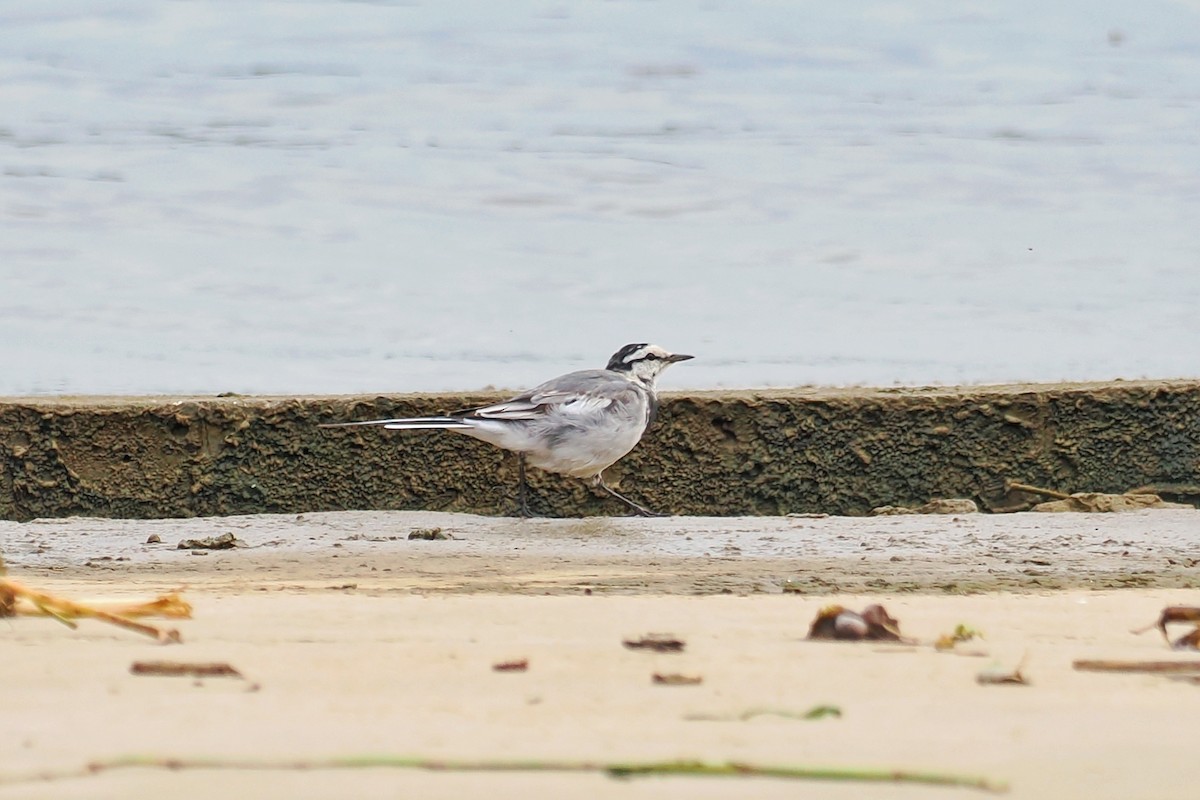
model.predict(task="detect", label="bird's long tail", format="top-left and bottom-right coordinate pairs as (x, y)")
top-left (319, 417), bottom-right (473, 430)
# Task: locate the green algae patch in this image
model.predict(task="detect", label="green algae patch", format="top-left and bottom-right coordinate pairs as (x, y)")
top-left (1, 380), bottom-right (1198, 520)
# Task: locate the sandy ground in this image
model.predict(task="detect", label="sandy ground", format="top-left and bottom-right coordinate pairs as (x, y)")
top-left (4, 509), bottom-right (1200, 799)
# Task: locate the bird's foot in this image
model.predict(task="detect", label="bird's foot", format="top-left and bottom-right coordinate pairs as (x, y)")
top-left (630, 505), bottom-right (667, 518)
top-left (515, 493), bottom-right (535, 519)
top-left (594, 477), bottom-right (667, 518)
top-left (500, 490), bottom-right (535, 518)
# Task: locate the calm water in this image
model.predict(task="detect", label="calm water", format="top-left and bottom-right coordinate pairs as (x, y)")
top-left (2, 1), bottom-right (1199, 395)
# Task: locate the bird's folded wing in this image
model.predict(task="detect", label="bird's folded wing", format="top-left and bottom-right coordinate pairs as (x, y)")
top-left (465, 390), bottom-right (614, 421)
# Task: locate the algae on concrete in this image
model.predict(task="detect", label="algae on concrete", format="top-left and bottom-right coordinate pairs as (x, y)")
top-left (2, 381), bottom-right (1199, 520)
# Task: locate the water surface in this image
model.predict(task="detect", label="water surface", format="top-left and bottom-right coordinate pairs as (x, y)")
top-left (2, 1), bottom-right (1198, 395)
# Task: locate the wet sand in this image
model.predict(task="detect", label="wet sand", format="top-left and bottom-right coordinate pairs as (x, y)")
top-left (7, 508), bottom-right (1200, 594)
top-left (4, 510), bottom-right (1200, 799)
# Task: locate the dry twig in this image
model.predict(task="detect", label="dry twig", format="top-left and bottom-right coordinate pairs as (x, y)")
top-left (0, 578), bottom-right (184, 643)
top-left (1005, 481), bottom-right (1073, 500)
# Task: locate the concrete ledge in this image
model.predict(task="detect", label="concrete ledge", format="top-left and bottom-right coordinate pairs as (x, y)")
top-left (2, 380), bottom-right (1199, 520)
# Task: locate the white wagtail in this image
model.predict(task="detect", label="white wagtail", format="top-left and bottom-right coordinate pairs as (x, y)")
top-left (321, 343), bottom-right (693, 516)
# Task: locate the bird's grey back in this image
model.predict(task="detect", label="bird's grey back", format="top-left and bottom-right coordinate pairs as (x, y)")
top-left (527, 368), bottom-right (641, 399)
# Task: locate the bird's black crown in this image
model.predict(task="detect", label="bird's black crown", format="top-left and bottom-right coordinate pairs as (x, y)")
top-left (606, 343), bottom-right (653, 372)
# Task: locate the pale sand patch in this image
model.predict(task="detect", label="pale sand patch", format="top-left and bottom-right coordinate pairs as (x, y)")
top-left (3, 510), bottom-right (1200, 799)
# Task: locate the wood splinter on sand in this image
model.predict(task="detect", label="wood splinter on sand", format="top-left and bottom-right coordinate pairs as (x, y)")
top-left (130, 661), bottom-right (243, 678)
top-left (0, 578), bottom-right (188, 644)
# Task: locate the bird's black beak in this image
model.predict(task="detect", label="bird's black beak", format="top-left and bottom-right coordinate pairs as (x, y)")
top-left (666, 353), bottom-right (694, 363)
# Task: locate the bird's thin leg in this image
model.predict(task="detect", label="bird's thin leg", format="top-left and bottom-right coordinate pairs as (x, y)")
top-left (593, 474), bottom-right (665, 518)
top-left (516, 452), bottom-right (532, 518)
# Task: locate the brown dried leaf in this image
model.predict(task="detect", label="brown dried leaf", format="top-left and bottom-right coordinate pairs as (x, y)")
top-left (1172, 628), bottom-right (1200, 651)
top-left (807, 603), bottom-right (903, 641)
top-left (1132, 606), bottom-right (1200, 641)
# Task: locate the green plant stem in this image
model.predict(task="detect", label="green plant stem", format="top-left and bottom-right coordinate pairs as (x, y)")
top-left (0, 754), bottom-right (1007, 793)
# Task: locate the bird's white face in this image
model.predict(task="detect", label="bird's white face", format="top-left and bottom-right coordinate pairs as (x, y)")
top-left (608, 343), bottom-right (694, 386)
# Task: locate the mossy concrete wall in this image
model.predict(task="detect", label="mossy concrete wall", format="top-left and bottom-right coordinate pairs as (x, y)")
top-left (2, 381), bottom-right (1198, 520)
